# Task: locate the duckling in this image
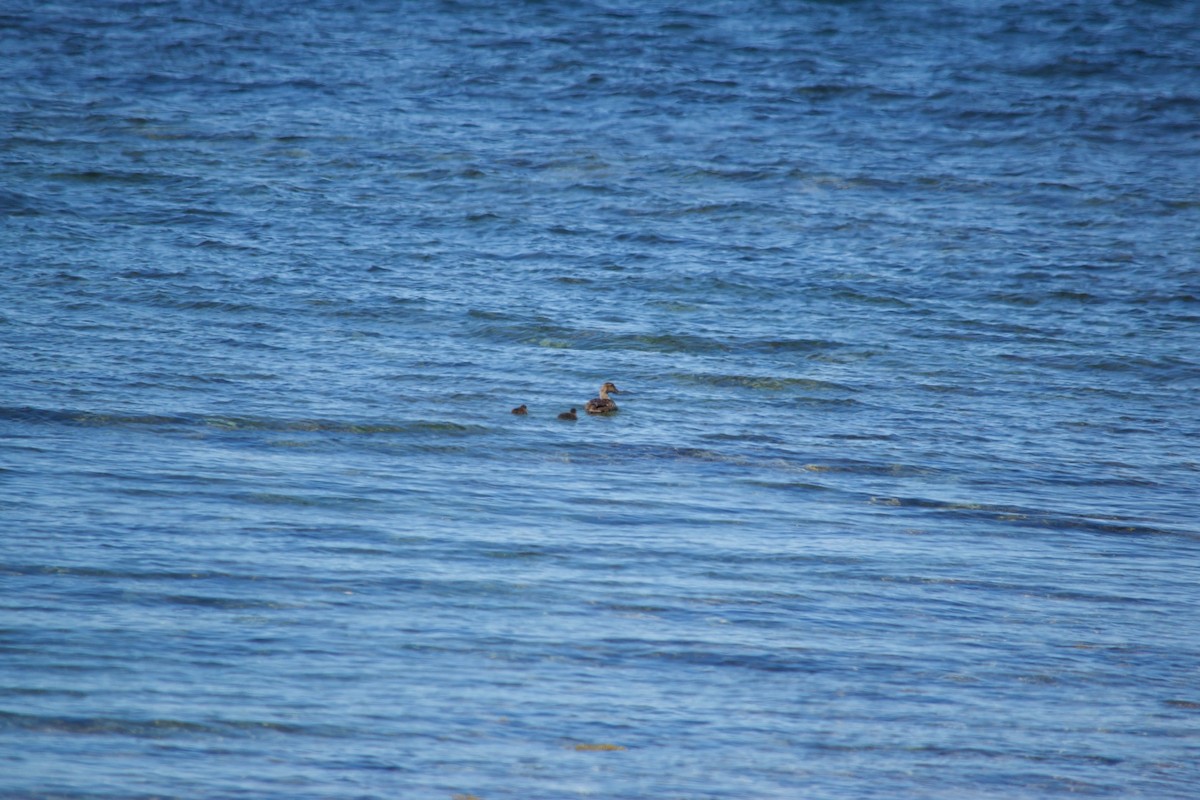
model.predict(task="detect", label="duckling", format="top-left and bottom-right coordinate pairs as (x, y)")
top-left (557, 408), bottom-right (578, 421)
top-left (511, 404), bottom-right (527, 415)
top-left (584, 382), bottom-right (621, 414)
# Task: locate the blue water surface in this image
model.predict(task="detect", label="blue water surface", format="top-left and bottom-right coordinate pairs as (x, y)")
top-left (3, 1), bottom-right (1199, 798)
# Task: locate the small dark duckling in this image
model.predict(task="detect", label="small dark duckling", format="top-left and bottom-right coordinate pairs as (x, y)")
top-left (511, 404), bottom-right (527, 415)
top-left (584, 382), bottom-right (620, 414)
top-left (557, 408), bottom-right (578, 421)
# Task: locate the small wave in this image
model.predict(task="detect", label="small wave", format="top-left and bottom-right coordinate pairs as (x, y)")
top-left (191, 237), bottom-right (263, 252)
top-left (1, 563), bottom-right (282, 586)
top-left (867, 496), bottom-right (1195, 539)
top-left (1001, 353), bottom-right (1198, 381)
top-left (743, 478), bottom-right (835, 493)
top-left (118, 268), bottom-right (191, 280)
top-left (793, 82), bottom-right (868, 99)
top-left (992, 289), bottom-right (1103, 306)
top-left (48, 169), bottom-right (170, 185)
top-left (236, 491), bottom-right (382, 509)
top-left (0, 709), bottom-right (343, 740)
top-left (159, 593), bottom-right (286, 610)
top-left (467, 315), bottom-right (731, 354)
top-left (1163, 699), bottom-right (1200, 710)
top-left (0, 406), bottom-right (193, 428)
top-left (672, 372), bottom-right (855, 393)
top-left (700, 432), bottom-right (785, 444)
top-left (805, 460), bottom-right (935, 477)
top-left (739, 337), bottom-right (849, 353)
top-left (0, 189), bottom-right (43, 217)
top-left (204, 416), bottom-right (487, 436)
top-left (0, 405), bottom-right (487, 437)
top-left (130, 293), bottom-right (263, 313)
top-left (829, 288), bottom-right (913, 308)
top-left (0, 710), bottom-right (214, 738)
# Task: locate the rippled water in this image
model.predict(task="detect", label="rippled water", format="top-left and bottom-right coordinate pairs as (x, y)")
top-left (3, 1), bottom-right (1200, 797)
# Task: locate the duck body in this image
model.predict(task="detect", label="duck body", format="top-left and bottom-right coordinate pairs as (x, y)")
top-left (585, 382), bottom-right (621, 414)
top-left (511, 404), bottom-right (527, 415)
top-left (557, 408), bottom-right (578, 421)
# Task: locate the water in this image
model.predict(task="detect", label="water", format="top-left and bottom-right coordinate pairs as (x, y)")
top-left (3, 1), bottom-right (1200, 797)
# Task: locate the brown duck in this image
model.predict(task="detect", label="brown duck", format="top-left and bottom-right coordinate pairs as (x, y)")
top-left (511, 404), bottom-right (527, 415)
top-left (557, 408), bottom-right (578, 421)
top-left (584, 382), bottom-right (620, 414)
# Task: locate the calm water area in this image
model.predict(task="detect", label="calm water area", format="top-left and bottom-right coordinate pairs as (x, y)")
top-left (2, 1), bottom-right (1199, 797)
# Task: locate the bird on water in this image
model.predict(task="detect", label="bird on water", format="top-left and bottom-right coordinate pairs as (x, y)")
top-left (584, 382), bottom-right (620, 414)
top-left (511, 404), bottom-right (527, 415)
top-left (557, 408), bottom-right (578, 421)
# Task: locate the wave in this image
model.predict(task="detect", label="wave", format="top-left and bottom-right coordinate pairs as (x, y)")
top-left (0, 405), bottom-right (488, 437)
top-left (0, 709), bottom-right (344, 740)
top-left (866, 495), bottom-right (1196, 540)
top-left (671, 372), bottom-right (855, 393)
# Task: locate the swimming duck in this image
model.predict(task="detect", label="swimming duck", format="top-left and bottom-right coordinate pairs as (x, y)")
top-left (584, 382), bottom-right (620, 415)
top-left (557, 408), bottom-right (578, 421)
top-left (511, 404), bottom-right (527, 415)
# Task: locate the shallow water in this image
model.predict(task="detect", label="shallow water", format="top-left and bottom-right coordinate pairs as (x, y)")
top-left (3, 1), bottom-right (1200, 797)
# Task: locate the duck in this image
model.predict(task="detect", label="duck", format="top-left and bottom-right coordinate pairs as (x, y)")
top-left (511, 404), bottom-right (527, 415)
top-left (584, 382), bottom-right (620, 414)
top-left (557, 408), bottom-right (578, 421)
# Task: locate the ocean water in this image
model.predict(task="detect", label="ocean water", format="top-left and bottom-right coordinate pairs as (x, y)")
top-left (3, 1), bottom-right (1199, 797)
